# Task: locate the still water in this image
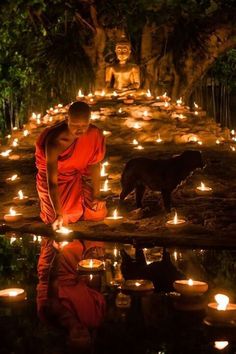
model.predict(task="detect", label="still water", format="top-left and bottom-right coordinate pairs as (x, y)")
top-left (0, 233), bottom-right (236, 354)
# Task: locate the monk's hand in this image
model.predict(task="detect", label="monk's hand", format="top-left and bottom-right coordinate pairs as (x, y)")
top-left (52, 214), bottom-right (64, 230)
top-left (91, 198), bottom-right (106, 211)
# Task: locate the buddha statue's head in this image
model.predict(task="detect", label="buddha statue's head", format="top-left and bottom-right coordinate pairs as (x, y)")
top-left (115, 37), bottom-right (131, 64)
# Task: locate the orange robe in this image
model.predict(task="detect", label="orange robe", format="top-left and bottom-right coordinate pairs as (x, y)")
top-left (35, 123), bottom-right (107, 224)
top-left (37, 238), bottom-right (105, 329)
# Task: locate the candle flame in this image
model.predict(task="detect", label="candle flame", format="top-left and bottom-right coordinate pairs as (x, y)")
top-left (194, 111), bottom-right (199, 115)
top-left (32, 112), bottom-right (36, 119)
top-left (9, 291), bottom-right (18, 297)
top-left (176, 97), bottom-right (183, 105)
top-left (132, 139), bottom-right (138, 145)
top-left (216, 139), bottom-right (220, 144)
top-left (136, 145), bottom-right (144, 150)
top-left (230, 146), bottom-right (235, 151)
top-left (10, 207), bottom-right (16, 216)
top-left (164, 101), bottom-right (170, 107)
top-left (133, 123), bottom-right (141, 129)
top-left (12, 138), bottom-right (18, 147)
top-left (88, 92), bottom-right (93, 97)
top-left (118, 108), bottom-right (123, 113)
top-left (23, 129), bottom-right (29, 137)
top-left (214, 341), bottom-right (229, 350)
top-left (18, 190), bottom-right (24, 199)
top-left (135, 282), bottom-right (141, 287)
top-left (146, 89), bottom-right (151, 97)
top-left (188, 279), bottom-right (193, 286)
top-left (173, 212), bottom-right (178, 224)
top-left (231, 129), bottom-right (235, 135)
top-left (103, 130), bottom-right (111, 136)
top-left (78, 89), bottom-right (84, 97)
top-left (113, 209), bottom-right (118, 219)
top-left (102, 179), bottom-right (109, 191)
top-left (156, 134), bottom-right (162, 143)
top-left (57, 226), bottom-right (72, 235)
top-left (200, 182), bottom-right (205, 190)
top-left (89, 274), bottom-right (93, 280)
top-left (194, 102), bottom-right (199, 109)
top-left (101, 162), bottom-right (108, 177)
top-left (1, 149), bottom-right (12, 157)
top-left (143, 110), bottom-right (148, 117)
top-left (215, 294), bottom-right (229, 311)
top-left (10, 174), bottom-right (18, 181)
top-left (89, 259), bottom-right (94, 268)
top-left (112, 91), bottom-right (118, 97)
top-left (101, 90), bottom-right (105, 97)
top-left (114, 247), bottom-right (118, 258)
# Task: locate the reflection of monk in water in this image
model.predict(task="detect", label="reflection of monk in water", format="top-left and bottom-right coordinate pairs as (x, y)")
top-left (37, 238), bottom-right (105, 348)
top-left (35, 101), bottom-right (107, 230)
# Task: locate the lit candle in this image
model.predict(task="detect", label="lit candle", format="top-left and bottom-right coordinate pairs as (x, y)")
top-left (112, 91), bottom-right (118, 99)
top-left (176, 97), bottom-right (183, 107)
top-left (100, 179), bottom-right (111, 196)
top-left (1, 149), bottom-right (12, 157)
top-left (145, 89), bottom-right (153, 100)
top-left (12, 138), bottom-right (19, 147)
top-left (113, 247), bottom-right (118, 258)
top-left (208, 294), bottom-right (236, 323)
top-left (78, 258), bottom-right (103, 272)
top-left (91, 112), bottom-right (100, 121)
top-left (196, 182), bottom-right (213, 195)
top-left (156, 133), bottom-right (162, 143)
top-left (0, 288), bottom-right (26, 302)
top-left (134, 144), bottom-right (144, 150)
top-left (13, 190), bottom-right (29, 204)
top-left (100, 161), bottom-right (109, 178)
top-left (121, 279), bottom-right (154, 292)
top-left (6, 174), bottom-right (20, 184)
top-left (132, 122), bottom-right (142, 129)
top-left (132, 139), bottom-right (139, 145)
top-left (23, 129), bottom-right (29, 137)
top-left (100, 90), bottom-right (105, 97)
top-left (166, 211), bottom-right (186, 228)
top-left (214, 342), bottom-right (229, 350)
top-left (6, 134), bottom-right (11, 139)
top-left (58, 103), bottom-right (63, 108)
top-left (103, 130), bottom-right (112, 137)
top-left (104, 209), bottom-right (123, 227)
top-left (55, 226), bottom-right (73, 235)
top-left (164, 101), bottom-right (170, 108)
top-left (77, 89), bottom-right (84, 98)
top-left (173, 279), bottom-right (208, 296)
top-left (178, 114), bottom-right (187, 120)
top-left (230, 146), bottom-right (235, 152)
top-left (4, 207), bottom-right (23, 222)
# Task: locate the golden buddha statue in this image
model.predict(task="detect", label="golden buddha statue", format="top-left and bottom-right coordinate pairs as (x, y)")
top-left (105, 37), bottom-right (141, 96)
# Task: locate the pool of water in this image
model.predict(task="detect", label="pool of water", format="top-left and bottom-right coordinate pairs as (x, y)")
top-left (0, 233), bottom-right (236, 354)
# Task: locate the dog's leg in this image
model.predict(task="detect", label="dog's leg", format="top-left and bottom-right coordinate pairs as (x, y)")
top-left (161, 189), bottom-right (172, 213)
top-left (135, 184), bottom-right (145, 208)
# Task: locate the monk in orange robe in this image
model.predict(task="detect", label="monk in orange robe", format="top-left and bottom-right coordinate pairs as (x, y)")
top-left (35, 102), bottom-right (107, 347)
top-left (35, 101), bottom-right (107, 228)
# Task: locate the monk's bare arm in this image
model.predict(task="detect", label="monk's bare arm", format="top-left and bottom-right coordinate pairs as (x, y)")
top-left (88, 163), bottom-right (101, 198)
top-left (45, 139), bottom-right (62, 219)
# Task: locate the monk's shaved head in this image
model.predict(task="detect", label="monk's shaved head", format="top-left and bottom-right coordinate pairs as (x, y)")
top-left (68, 101), bottom-right (90, 120)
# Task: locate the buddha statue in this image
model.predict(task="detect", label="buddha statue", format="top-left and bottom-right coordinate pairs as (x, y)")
top-left (105, 37), bottom-right (141, 96)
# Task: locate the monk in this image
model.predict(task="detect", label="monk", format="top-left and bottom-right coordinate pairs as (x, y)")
top-left (35, 102), bottom-right (107, 348)
top-left (35, 101), bottom-right (107, 229)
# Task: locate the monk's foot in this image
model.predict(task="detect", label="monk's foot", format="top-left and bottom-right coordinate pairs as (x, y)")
top-left (68, 325), bottom-right (91, 351)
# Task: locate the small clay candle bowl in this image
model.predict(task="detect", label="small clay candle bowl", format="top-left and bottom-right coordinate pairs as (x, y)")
top-left (173, 279), bottom-right (208, 297)
top-left (0, 288), bottom-right (27, 303)
top-left (13, 190), bottom-right (29, 205)
top-left (208, 294), bottom-right (236, 323)
top-left (121, 279), bottom-right (154, 293)
top-left (104, 209), bottom-right (124, 227)
top-left (77, 259), bottom-right (104, 273)
top-left (4, 208), bottom-right (23, 223)
top-left (6, 174), bottom-right (21, 185)
top-left (123, 95), bottom-right (134, 104)
top-left (166, 212), bottom-right (187, 229)
top-left (196, 182), bottom-right (213, 196)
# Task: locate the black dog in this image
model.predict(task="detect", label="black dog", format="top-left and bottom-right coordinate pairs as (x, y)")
top-left (120, 150), bottom-right (204, 212)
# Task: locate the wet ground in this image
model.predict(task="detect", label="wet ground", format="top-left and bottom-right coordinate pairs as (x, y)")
top-left (0, 233), bottom-right (236, 354)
